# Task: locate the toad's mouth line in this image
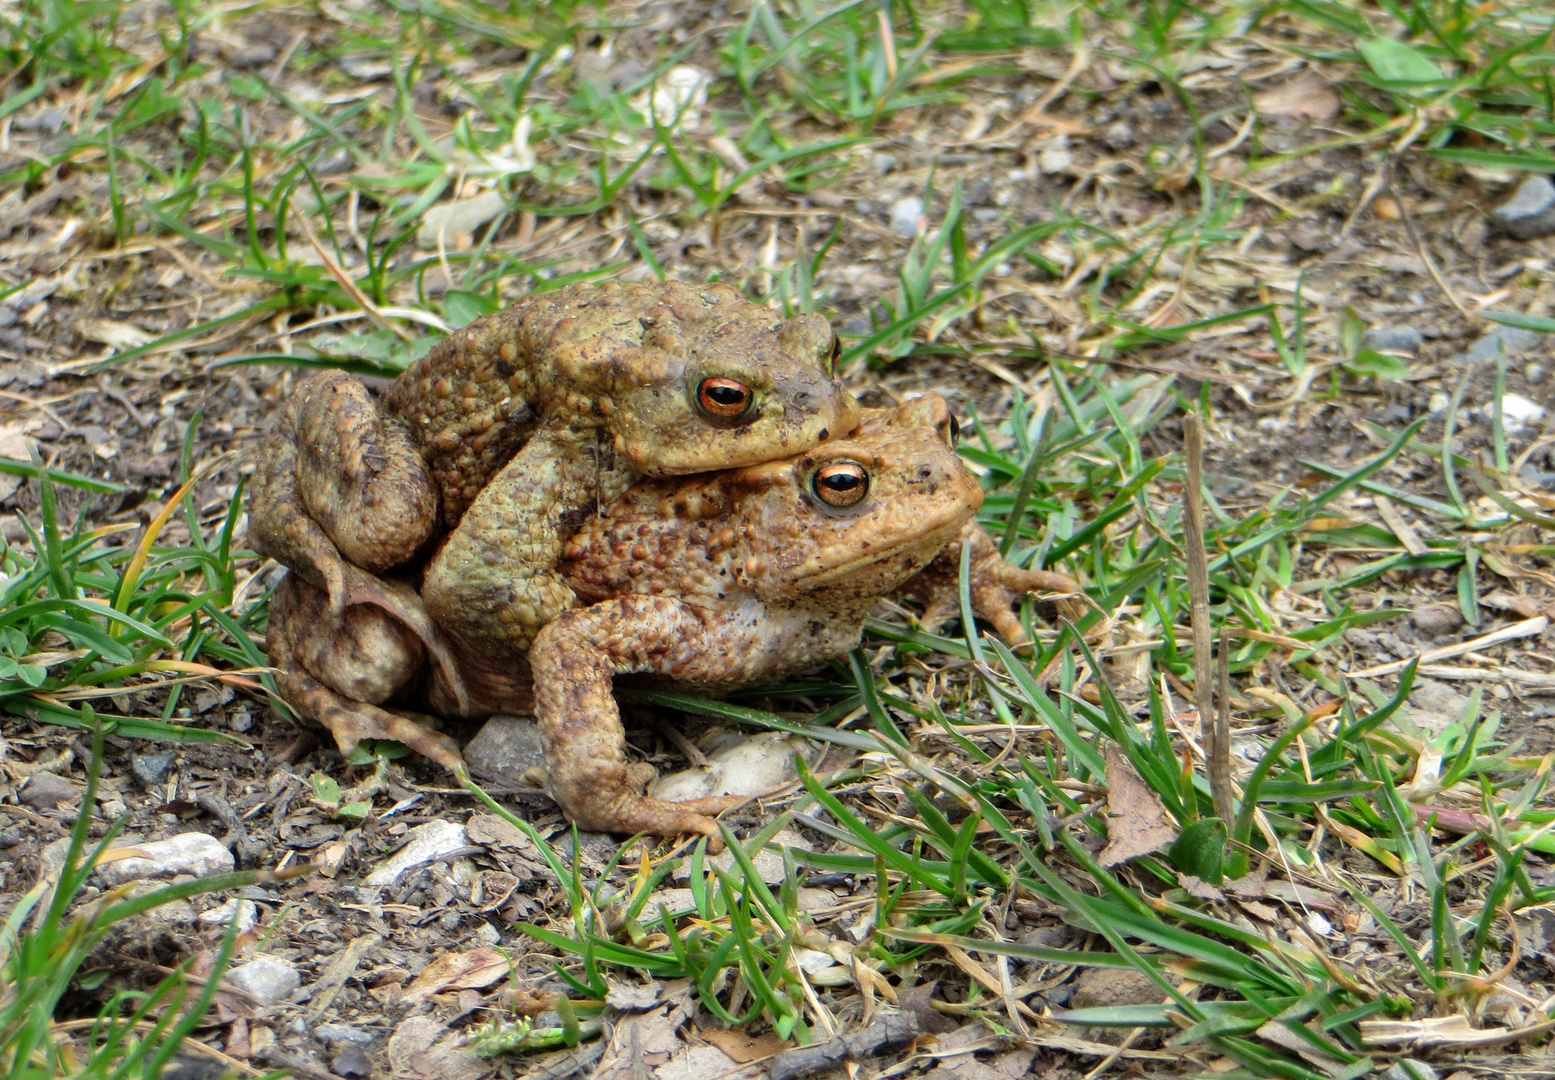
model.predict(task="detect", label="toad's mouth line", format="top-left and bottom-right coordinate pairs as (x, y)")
top-left (785, 507), bottom-right (974, 588)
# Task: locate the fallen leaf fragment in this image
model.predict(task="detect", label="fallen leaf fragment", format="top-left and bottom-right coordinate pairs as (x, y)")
top-left (700, 1027), bottom-right (788, 1064)
top-left (1253, 72), bottom-right (1340, 120)
top-left (1360, 1015), bottom-right (1509, 1049)
top-left (1099, 744), bottom-right (1177, 866)
top-left (402, 948), bottom-right (510, 1003)
top-left (79, 317), bottom-right (152, 350)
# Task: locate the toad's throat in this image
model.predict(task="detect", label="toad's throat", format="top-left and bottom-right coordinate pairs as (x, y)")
top-left (783, 511), bottom-right (972, 590)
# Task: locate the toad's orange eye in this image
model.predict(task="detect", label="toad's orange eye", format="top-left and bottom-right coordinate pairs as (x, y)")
top-left (697, 377), bottom-right (753, 419)
top-left (812, 462), bottom-right (869, 508)
top-left (829, 333), bottom-right (842, 371)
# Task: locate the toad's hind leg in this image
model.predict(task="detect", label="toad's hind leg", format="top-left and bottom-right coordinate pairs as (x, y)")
top-left (267, 573), bottom-right (463, 770)
top-left (528, 597), bottom-right (742, 842)
top-left (250, 371), bottom-right (441, 593)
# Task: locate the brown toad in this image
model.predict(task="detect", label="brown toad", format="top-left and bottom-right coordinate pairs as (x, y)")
top-left (251, 280), bottom-right (860, 734)
top-left (269, 396), bottom-right (1078, 838)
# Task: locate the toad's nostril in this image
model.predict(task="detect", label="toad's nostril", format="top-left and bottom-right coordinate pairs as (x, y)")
top-left (918, 466), bottom-right (934, 480)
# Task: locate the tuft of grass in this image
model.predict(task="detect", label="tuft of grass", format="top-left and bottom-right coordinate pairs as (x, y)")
top-left (0, 422), bottom-right (277, 742)
top-left (1, 722), bottom-right (303, 1080)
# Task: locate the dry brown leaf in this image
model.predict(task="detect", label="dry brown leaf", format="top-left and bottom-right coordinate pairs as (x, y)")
top-left (78, 317), bottom-right (153, 350)
top-left (1099, 744), bottom-right (1177, 866)
top-left (401, 948), bottom-right (510, 1004)
top-left (700, 1027), bottom-right (788, 1063)
top-left (0, 424), bottom-right (35, 502)
top-left (387, 1015), bottom-right (486, 1080)
top-left (1255, 1021), bottom-right (1349, 1076)
top-left (1253, 72), bottom-right (1339, 120)
top-left (1359, 1015), bottom-right (1509, 1049)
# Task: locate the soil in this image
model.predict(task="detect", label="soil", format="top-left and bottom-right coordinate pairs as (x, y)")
top-left (4, 1), bottom-right (1555, 1078)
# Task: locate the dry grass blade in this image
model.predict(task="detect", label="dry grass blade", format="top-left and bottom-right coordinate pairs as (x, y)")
top-left (1182, 412), bottom-right (1232, 824)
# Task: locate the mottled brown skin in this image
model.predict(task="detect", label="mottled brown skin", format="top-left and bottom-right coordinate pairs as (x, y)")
top-left (265, 396), bottom-right (1080, 841)
top-left (253, 280), bottom-right (860, 746)
top-left (532, 396), bottom-right (1077, 839)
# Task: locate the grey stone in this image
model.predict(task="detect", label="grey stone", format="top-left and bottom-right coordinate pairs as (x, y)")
top-left (1411, 603), bottom-right (1463, 639)
top-left (1382, 1060), bottom-right (1437, 1080)
top-left (889, 196), bottom-right (924, 237)
top-left (97, 832), bottom-right (235, 885)
top-left (417, 190), bottom-right (506, 249)
top-left (317, 1024), bottom-right (378, 1046)
top-left (12, 109), bottom-right (63, 133)
top-left (333, 1044), bottom-right (372, 1078)
top-left (651, 732), bottom-right (809, 802)
top-left (1102, 121), bottom-right (1135, 149)
top-left (229, 44), bottom-right (277, 68)
top-left (1407, 679), bottom-right (1472, 737)
top-left (225, 957), bottom-right (300, 1006)
top-left (1362, 326), bottom-right (1423, 353)
top-left (872, 153), bottom-right (897, 174)
top-left (131, 750), bottom-right (176, 787)
top-left (1461, 323), bottom-right (1547, 364)
top-left (20, 773), bottom-right (81, 809)
top-left (1500, 392), bottom-right (1547, 434)
top-left (199, 898), bottom-right (257, 933)
top-left (1519, 464), bottom-right (1555, 489)
top-left (364, 820), bottom-right (467, 886)
top-left (0, 306), bottom-right (15, 328)
top-left (311, 149), bottom-right (354, 177)
top-left (463, 715), bottom-right (546, 784)
top-left (1490, 175), bottom-right (1555, 240)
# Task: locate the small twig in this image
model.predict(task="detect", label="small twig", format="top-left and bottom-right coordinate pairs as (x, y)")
top-left (1375, 495), bottom-right (1429, 556)
top-left (1216, 627), bottom-right (1231, 806)
top-left (294, 212), bottom-right (412, 342)
top-left (1183, 413), bottom-right (1234, 825)
top-left (1348, 615), bottom-right (1548, 678)
top-left (1390, 175), bottom-right (1470, 318)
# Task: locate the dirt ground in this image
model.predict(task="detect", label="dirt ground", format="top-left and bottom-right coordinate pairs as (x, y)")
top-left (5, 0), bottom-right (1555, 1077)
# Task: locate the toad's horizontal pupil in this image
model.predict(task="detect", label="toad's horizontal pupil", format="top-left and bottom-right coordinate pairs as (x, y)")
top-left (822, 474), bottom-right (862, 489)
top-left (707, 386), bottom-right (746, 404)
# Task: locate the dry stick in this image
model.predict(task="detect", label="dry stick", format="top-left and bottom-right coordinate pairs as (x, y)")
top-left (1390, 174), bottom-right (1471, 318)
top-left (1183, 413), bottom-right (1234, 825)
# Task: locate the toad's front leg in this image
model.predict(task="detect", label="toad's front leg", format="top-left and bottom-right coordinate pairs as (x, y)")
top-left (422, 425), bottom-right (638, 662)
top-left (905, 521), bottom-right (1082, 642)
top-left (528, 596), bottom-right (742, 840)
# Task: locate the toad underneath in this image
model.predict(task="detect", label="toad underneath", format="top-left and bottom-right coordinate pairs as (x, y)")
top-left (269, 396), bottom-right (1078, 839)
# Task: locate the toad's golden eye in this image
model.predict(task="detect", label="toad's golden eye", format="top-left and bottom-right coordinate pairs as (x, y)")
top-left (812, 461), bottom-right (869, 508)
top-left (697, 377), bottom-right (754, 419)
top-left (946, 414), bottom-right (961, 447)
top-left (829, 333), bottom-right (842, 371)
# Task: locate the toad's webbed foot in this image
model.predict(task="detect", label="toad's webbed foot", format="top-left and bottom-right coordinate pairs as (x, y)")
top-left (268, 573), bottom-right (464, 770)
top-left (556, 762), bottom-right (742, 845)
top-left (905, 522), bottom-right (1082, 643)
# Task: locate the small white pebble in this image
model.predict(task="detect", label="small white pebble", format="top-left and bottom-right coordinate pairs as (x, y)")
top-left (889, 196), bottom-right (924, 238)
top-left (1500, 392), bottom-right (1546, 433)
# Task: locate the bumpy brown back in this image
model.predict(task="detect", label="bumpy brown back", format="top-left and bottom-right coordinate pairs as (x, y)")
top-left (384, 281), bottom-right (756, 524)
